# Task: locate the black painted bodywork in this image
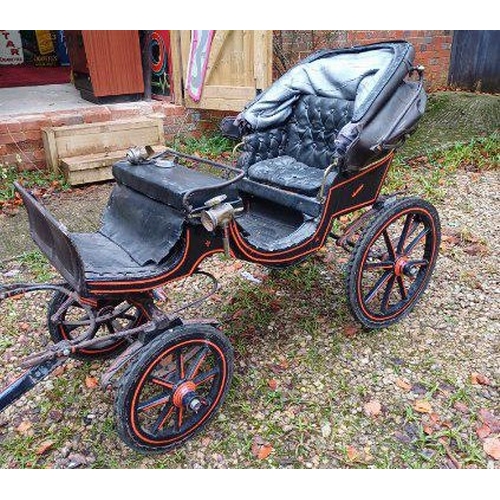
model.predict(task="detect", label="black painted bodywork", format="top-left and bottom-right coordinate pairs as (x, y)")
top-left (15, 41), bottom-right (424, 299)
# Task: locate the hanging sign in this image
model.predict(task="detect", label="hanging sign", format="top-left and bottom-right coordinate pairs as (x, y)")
top-left (186, 30), bottom-right (214, 102)
top-left (0, 30), bottom-right (24, 65)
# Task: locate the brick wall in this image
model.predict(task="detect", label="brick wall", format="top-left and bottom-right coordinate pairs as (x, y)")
top-left (0, 101), bottom-right (210, 172)
top-left (273, 30), bottom-right (453, 90)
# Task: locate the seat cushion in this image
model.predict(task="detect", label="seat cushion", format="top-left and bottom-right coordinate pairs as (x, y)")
top-left (247, 156), bottom-right (325, 197)
top-left (113, 159), bottom-right (239, 211)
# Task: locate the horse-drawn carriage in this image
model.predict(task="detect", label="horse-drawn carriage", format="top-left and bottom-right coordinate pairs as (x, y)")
top-left (0, 41), bottom-right (440, 452)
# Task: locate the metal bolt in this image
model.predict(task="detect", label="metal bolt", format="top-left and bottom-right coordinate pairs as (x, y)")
top-left (188, 398), bottom-right (202, 413)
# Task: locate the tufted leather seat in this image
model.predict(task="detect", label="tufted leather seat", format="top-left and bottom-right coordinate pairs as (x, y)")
top-left (247, 156), bottom-right (324, 197)
top-left (240, 95), bottom-right (353, 196)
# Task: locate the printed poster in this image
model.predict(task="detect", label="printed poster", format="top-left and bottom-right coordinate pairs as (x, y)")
top-left (0, 30), bottom-right (24, 65)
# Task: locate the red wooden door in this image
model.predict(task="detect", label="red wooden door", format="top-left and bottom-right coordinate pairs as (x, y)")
top-left (81, 30), bottom-right (144, 97)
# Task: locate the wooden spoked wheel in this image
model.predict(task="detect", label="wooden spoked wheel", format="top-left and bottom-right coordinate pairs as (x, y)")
top-left (48, 291), bottom-right (147, 360)
top-left (115, 324), bottom-right (233, 453)
top-left (346, 197), bottom-right (441, 329)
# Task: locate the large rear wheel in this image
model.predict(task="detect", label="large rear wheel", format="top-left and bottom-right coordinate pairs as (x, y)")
top-left (346, 197), bottom-right (441, 329)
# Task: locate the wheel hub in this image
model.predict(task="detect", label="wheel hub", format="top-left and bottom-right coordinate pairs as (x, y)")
top-left (172, 381), bottom-right (197, 408)
top-left (394, 256), bottom-right (409, 277)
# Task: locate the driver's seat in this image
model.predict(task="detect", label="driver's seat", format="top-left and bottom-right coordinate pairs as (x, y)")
top-left (240, 94), bottom-right (352, 197)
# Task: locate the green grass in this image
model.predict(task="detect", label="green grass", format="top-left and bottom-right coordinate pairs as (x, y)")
top-left (0, 163), bottom-right (68, 204)
top-left (17, 250), bottom-right (55, 282)
top-left (167, 133), bottom-right (234, 159)
top-left (383, 132), bottom-right (499, 202)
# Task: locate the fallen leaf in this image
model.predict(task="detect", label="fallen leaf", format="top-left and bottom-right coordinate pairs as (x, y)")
top-left (269, 300), bottom-right (281, 312)
top-left (483, 437), bottom-right (500, 460)
top-left (36, 440), bottom-right (54, 455)
top-left (231, 309), bottom-right (244, 320)
top-left (476, 424), bottom-right (491, 439)
top-left (19, 322), bottom-right (30, 331)
top-left (53, 365), bottom-right (66, 377)
top-left (478, 409), bottom-right (500, 433)
top-left (395, 378), bottom-right (412, 392)
top-left (16, 421), bottom-right (32, 434)
top-left (423, 425), bottom-right (434, 435)
top-left (268, 379), bottom-right (278, 391)
top-left (470, 372), bottom-right (491, 386)
top-left (414, 399), bottom-right (433, 414)
top-left (251, 436), bottom-right (273, 460)
top-left (463, 243), bottom-right (489, 256)
top-left (363, 400), bottom-right (382, 417)
top-left (343, 325), bottom-right (359, 338)
top-left (453, 401), bottom-right (469, 413)
top-left (346, 445), bottom-right (360, 462)
top-left (430, 413), bottom-right (441, 425)
top-left (85, 376), bottom-right (99, 389)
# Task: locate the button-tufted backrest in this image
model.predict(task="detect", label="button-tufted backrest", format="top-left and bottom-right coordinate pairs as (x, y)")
top-left (285, 95), bottom-right (354, 169)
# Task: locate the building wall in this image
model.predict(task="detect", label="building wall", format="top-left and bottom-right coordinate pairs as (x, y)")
top-left (273, 30), bottom-right (453, 90)
top-left (0, 102), bottom-right (219, 172)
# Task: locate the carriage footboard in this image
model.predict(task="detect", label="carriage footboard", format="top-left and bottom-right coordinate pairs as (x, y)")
top-left (13, 182), bottom-right (86, 293)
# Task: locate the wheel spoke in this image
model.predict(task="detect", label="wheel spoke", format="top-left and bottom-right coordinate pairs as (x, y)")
top-left (150, 376), bottom-right (174, 390)
top-left (105, 321), bottom-right (116, 334)
top-left (397, 214), bottom-right (414, 254)
top-left (383, 229), bottom-right (396, 259)
top-left (186, 346), bottom-right (209, 379)
top-left (176, 407), bottom-right (184, 432)
top-left (137, 393), bottom-right (171, 413)
top-left (407, 259), bottom-right (429, 267)
top-left (120, 313), bottom-right (138, 322)
top-left (396, 275), bottom-right (408, 300)
top-left (364, 261), bottom-right (394, 270)
top-left (381, 275), bottom-right (396, 313)
top-left (193, 367), bottom-right (219, 387)
top-left (177, 351), bottom-right (185, 380)
top-left (152, 403), bottom-right (175, 433)
top-left (405, 227), bottom-right (430, 255)
top-left (364, 270), bottom-right (392, 304)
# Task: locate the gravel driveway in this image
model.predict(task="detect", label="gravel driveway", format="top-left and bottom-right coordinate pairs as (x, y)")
top-left (0, 164), bottom-right (498, 469)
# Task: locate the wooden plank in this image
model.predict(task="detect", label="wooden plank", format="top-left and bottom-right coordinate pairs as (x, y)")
top-left (187, 85), bottom-right (256, 111)
top-left (63, 165), bottom-right (115, 186)
top-left (204, 30), bottom-right (231, 84)
top-left (41, 128), bottom-right (59, 173)
top-left (170, 30), bottom-right (184, 106)
top-left (61, 145), bottom-right (166, 185)
top-left (61, 145), bottom-right (165, 172)
top-left (42, 118), bottom-right (163, 160)
top-left (254, 31), bottom-right (272, 90)
top-left (45, 118), bottom-right (161, 137)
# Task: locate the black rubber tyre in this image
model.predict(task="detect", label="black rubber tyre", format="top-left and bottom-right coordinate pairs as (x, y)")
top-left (48, 290), bottom-right (147, 361)
top-left (115, 324), bottom-right (234, 454)
top-left (346, 197), bottom-right (441, 329)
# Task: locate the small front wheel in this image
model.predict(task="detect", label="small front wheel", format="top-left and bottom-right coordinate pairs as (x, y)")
top-left (115, 324), bottom-right (234, 453)
top-left (346, 197), bottom-right (441, 329)
top-left (48, 290), bottom-right (148, 361)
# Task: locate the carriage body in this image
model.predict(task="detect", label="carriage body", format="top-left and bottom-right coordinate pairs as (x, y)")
top-left (1, 41), bottom-right (440, 453)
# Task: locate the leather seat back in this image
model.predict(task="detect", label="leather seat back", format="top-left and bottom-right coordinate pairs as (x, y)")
top-left (285, 95), bottom-right (353, 169)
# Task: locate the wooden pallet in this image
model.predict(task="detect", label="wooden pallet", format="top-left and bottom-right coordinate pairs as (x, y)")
top-left (42, 117), bottom-right (165, 185)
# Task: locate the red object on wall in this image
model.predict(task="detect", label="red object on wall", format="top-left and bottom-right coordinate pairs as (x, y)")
top-left (150, 30), bottom-right (173, 99)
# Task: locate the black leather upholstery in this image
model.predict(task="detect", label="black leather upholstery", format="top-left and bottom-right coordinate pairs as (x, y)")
top-left (247, 156), bottom-right (324, 197)
top-left (239, 95), bottom-right (352, 199)
top-left (113, 159), bottom-right (240, 211)
top-left (286, 95), bottom-right (352, 169)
